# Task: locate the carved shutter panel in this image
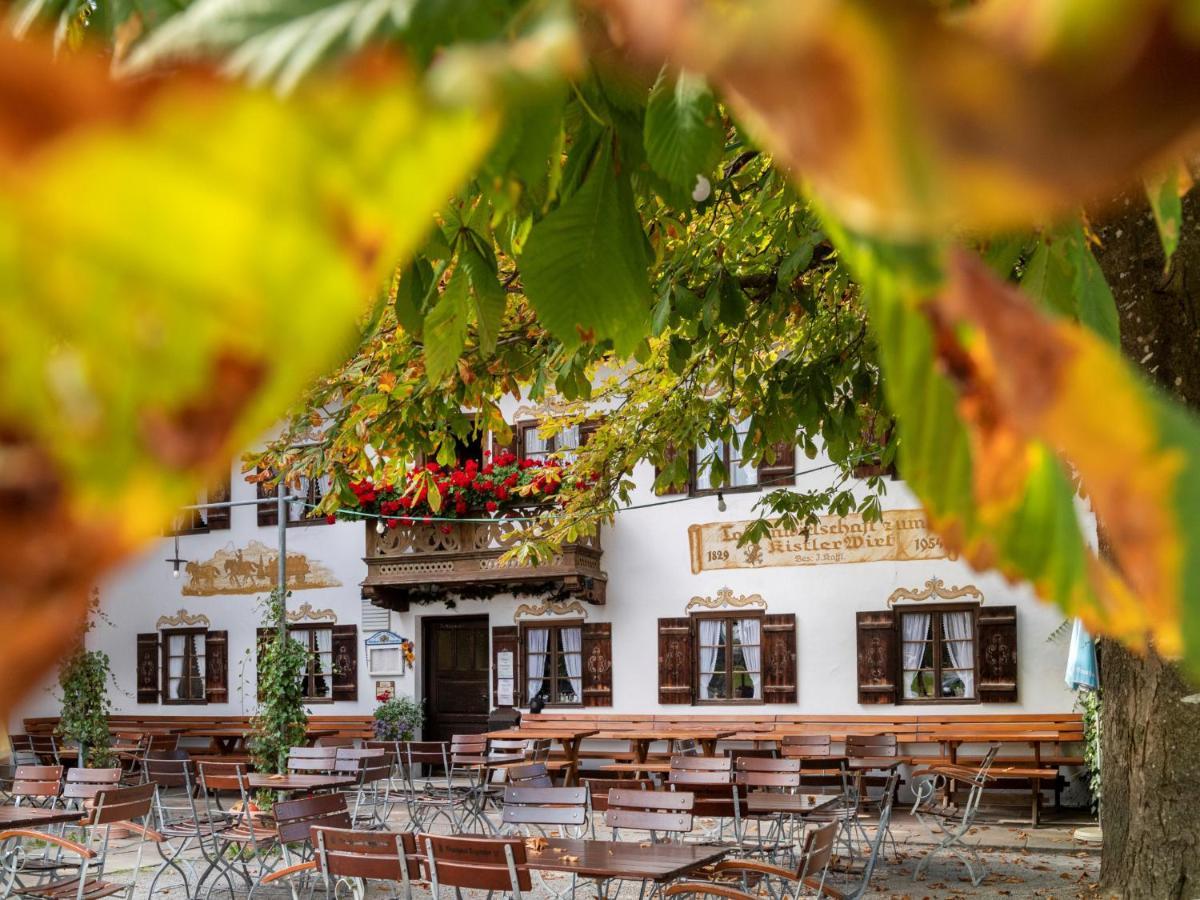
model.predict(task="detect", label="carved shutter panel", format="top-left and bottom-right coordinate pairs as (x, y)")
top-left (492, 626), bottom-right (519, 708)
top-left (657, 617), bottom-right (694, 704)
top-left (203, 631), bottom-right (228, 703)
top-left (256, 627), bottom-right (271, 702)
top-left (206, 476), bottom-right (232, 530)
top-left (757, 441), bottom-right (796, 486)
top-left (856, 611), bottom-right (897, 704)
top-left (331, 625), bottom-right (358, 701)
top-left (581, 622), bottom-right (613, 707)
top-left (654, 447), bottom-right (690, 496)
top-left (136, 633), bottom-right (159, 703)
top-left (761, 614), bottom-right (797, 703)
top-left (977, 606), bottom-right (1018, 703)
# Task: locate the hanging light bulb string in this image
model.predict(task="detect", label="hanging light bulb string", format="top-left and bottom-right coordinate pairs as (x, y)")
top-left (304, 452), bottom-right (878, 524)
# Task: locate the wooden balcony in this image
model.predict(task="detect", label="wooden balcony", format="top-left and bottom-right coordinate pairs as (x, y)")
top-left (360, 519), bottom-right (606, 611)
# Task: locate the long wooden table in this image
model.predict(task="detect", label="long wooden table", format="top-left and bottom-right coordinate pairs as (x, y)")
top-left (0, 807), bottom-right (86, 830)
top-left (596, 729), bottom-right (738, 762)
top-left (187, 728), bottom-right (339, 756)
top-left (525, 837), bottom-right (728, 882)
top-left (244, 773), bottom-right (356, 792)
top-left (484, 728), bottom-right (598, 786)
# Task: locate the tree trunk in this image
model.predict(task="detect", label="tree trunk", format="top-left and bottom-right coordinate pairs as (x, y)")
top-left (1093, 187), bottom-right (1200, 899)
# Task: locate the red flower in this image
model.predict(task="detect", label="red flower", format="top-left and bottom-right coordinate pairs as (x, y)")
top-left (325, 514), bottom-right (337, 524)
top-left (455, 500), bottom-right (467, 514)
top-left (440, 525), bottom-right (452, 534)
top-left (386, 518), bottom-right (399, 528)
top-left (485, 501), bottom-right (498, 513)
top-left (399, 516), bottom-right (413, 526)
top-left (422, 516), bottom-right (432, 525)
top-left (425, 462), bottom-right (441, 473)
top-left (496, 486), bottom-right (509, 501)
top-left (482, 463), bottom-right (494, 475)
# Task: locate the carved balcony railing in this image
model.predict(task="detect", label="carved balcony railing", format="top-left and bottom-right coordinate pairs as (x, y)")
top-left (360, 519), bottom-right (606, 610)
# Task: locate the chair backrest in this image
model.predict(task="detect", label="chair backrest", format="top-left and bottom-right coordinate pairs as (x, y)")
top-left (735, 756), bottom-right (801, 790)
top-left (275, 792), bottom-right (352, 845)
top-left (288, 747), bottom-right (338, 773)
top-left (845, 733), bottom-right (897, 758)
top-left (404, 741), bottom-right (450, 769)
top-left (422, 833), bottom-right (533, 893)
top-left (725, 747), bottom-right (778, 765)
top-left (336, 748), bottom-right (392, 784)
top-left (315, 735), bottom-right (357, 748)
top-left (8, 734), bottom-right (34, 753)
top-left (501, 786), bottom-right (588, 828)
top-left (796, 819), bottom-right (839, 889)
top-left (11, 765), bottom-right (62, 800)
top-left (63, 768), bottom-right (122, 802)
top-left (525, 738), bottom-right (552, 763)
top-left (92, 782), bottom-right (157, 826)
top-left (144, 753), bottom-right (196, 789)
top-left (582, 778), bottom-right (650, 812)
top-left (314, 827), bottom-right (421, 883)
top-left (29, 734), bottom-right (58, 764)
top-left (669, 755), bottom-right (733, 786)
top-left (781, 734), bottom-right (832, 757)
top-left (506, 762), bottom-right (552, 788)
top-left (605, 788), bottom-right (694, 836)
top-left (450, 734), bottom-right (487, 759)
top-left (196, 760), bottom-right (249, 794)
top-left (144, 734), bottom-right (180, 756)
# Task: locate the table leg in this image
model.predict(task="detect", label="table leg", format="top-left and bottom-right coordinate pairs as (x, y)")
top-left (700, 738), bottom-right (718, 757)
top-left (633, 739), bottom-right (650, 780)
top-left (563, 738), bottom-right (583, 787)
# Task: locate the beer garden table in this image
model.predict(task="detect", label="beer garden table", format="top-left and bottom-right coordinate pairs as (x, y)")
top-left (596, 729), bottom-right (738, 762)
top-left (187, 727), bottom-right (339, 756)
top-left (0, 807), bottom-right (86, 830)
top-left (524, 836), bottom-right (730, 883)
top-left (244, 773), bottom-right (356, 792)
top-left (483, 728), bottom-right (598, 786)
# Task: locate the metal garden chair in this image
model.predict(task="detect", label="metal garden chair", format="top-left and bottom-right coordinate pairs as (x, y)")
top-left (909, 744), bottom-right (1000, 886)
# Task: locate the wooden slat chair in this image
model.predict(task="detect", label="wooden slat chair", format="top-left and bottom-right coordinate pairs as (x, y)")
top-left (61, 768), bottom-right (123, 810)
top-left (669, 756), bottom-right (737, 844)
top-left (399, 741), bottom-right (467, 832)
top-left (28, 736), bottom-right (60, 768)
top-left (421, 833), bottom-right (533, 900)
top-left (501, 786), bottom-right (589, 838)
top-left (7, 735), bottom-right (38, 767)
top-left (248, 792), bottom-right (354, 897)
top-left (286, 746), bottom-right (338, 775)
top-left (143, 754), bottom-right (229, 897)
top-left (605, 787), bottom-right (694, 844)
top-left (0, 782), bottom-right (163, 900)
top-left (8, 765), bottom-right (63, 808)
top-left (843, 734), bottom-right (899, 860)
top-left (507, 763), bottom-right (553, 789)
top-left (196, 761), bottom-right (279, 896)
top-left (909, 745), bottom-right (1000, 887)
top-left (733, 757), bottom-right (801, 853)
top-left (449, 734), bottom-right (493, 832)
top-left (781, 735), bottom-right (847, 794)
top-left (261, 827), bottom-right (423, 900)
top-left (664, 819), bottom-right (841, 900)
top-left (333, 748), bottom-right (393, 828)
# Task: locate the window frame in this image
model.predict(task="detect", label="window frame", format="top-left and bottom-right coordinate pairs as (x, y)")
top-left (689, 433), bottom-right (760, 496)
top-left (516, 419), bottom-right (582, 463)
top-left (288, 623), bottom-right (336, 704)
top-left (160, 627), bottom-right (207, 706)
top-left (894, 602), bottom-right (981, 706)
top-left (691, 611), bottom-right (765, 706)
top-left (167, 477), bottom-right (232, 535)
top-left (519, 619), bottom-right (585, 709)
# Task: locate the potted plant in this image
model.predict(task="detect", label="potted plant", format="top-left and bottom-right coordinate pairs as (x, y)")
top-left (373, 696), bottom-right (424, 741)
top-left (56, 647), bottom-right (116, 768)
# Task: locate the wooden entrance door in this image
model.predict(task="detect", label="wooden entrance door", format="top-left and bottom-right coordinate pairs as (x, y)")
top-left (422, 615), bottom-right (491, 741)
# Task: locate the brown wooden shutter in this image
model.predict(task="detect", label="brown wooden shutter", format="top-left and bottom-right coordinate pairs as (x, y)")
top-left (136, 633), bottom-right (159, 704)
top-left (331, 625), bottom-right (358, 701)
top-left (761, 614), bottom-right (797, 703)
top-left (578, 416), bottom-right (605, 447)
top-left (856, 611), bottom-right (897, 704)
top-left (492, 626), bottom-right (519, 708)
top-left (257, 475), bottom-right (278, 526)
top-left (207, 476), bottom-right (232, 530)
top-left (977, 606), bottom-right (1018, 703)
top-left (758, 441), bottom-right (796, 486)
top-left (256, 627), bottom-right (271, 702)
top-left (657, 617), bottom-right (694, 704)
top-left (581, 622), bottom-right (613, 707)
top-left (654, 446), bottom-right (690, 496)
top-left (204, 630), bottom-right (228, 704)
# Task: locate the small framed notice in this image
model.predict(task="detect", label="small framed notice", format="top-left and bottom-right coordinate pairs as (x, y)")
top-left (496, 651), bottom-right (514, 680)
top-left (497, 678), bottom-right (515, 707)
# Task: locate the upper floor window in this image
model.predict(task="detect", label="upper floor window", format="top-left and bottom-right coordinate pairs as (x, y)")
top-left (519, 422), bottom-right (581, 463)
top-left (289, 625), bottom-right (335, 701)
top-left (523, 621), bottom-right (583, 707)
top-left (258, 472), bottom-right (332, 527)
top-left (899, 605), bottom-right (977, 702)
top-left (168, 477), bottom-right (231, 534)
top-left (693, 421), bottom-right (758, 492)
top-left (695, 614), bottom-right (762, 703)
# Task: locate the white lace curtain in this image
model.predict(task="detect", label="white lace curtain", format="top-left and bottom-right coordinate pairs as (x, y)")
top-left (561, 627), bottom-right (583, 702)
top-left (739, 618), bottom-right (762, 699)
top-left (942, 611), bottom-right (976, 698)
top-left (901, 613), bottom-right (931, 698)
top-left (526, 628), bottom-right (550, 700)
top-left (698, 619), bottom-right (723, 700)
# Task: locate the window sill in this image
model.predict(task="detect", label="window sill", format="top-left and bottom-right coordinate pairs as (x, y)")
top-left (161, 699), bottom-right (208, 706)
top-left (689, 485), bottom-right (762, 497)
top-left (693, 698), bottom-right (764, 706)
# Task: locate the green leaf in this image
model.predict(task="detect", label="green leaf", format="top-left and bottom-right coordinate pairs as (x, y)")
top-left (393, 258), bottom-right (432, 337)
top-left (643, 69), bottom-right (724, 189)
top-left (1065, 229), bottom-right (1120, 346)
top-left (458, 245), bottom-right (506, 356)
top-left (718, 272), bottom-right (747, 326)
top-left (778, 236), bottom-right (816, 284)
top-left (520, 140), bottom-right (650, 355)
top-left (1020, 236), bottom-right (1075, 319)
top-left (422, 267), bottom-right (470, 383)
top-left (1146, 164), bottom-right (1187, 266)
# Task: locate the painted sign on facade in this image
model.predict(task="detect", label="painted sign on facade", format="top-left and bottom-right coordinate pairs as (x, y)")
top-left (688, 509), bottom-right (951, 573)
top-left (182, 540), bottom-right (341, 595)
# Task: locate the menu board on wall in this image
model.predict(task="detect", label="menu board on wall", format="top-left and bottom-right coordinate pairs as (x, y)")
top-left (688, 508), bottom-right (952, 573)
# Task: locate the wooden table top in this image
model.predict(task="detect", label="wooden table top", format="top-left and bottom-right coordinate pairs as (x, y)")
top-left (244, 773), bottom-right (356, 791)
top-left (525, 837), bottom-right (728, 881)
top-left (0, 807), bottom-right (86, 829)
top-left (594, 730), bottom-right (737, 742)
top-left (745, 792), bottom-right (839, 815)
top-left (186, 727), bottom-right (338, 738)
top-left (846, 757), bottom-right (902, 770)
top-left (485, 728), bottom-right (599, 741)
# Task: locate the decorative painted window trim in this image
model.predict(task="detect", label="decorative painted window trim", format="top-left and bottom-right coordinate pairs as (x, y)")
top-left (155, 609), bottom-right (211, 630)
top-left (286, 601), bottom-right (338, 623)
top-left (887, 577), bottom-right (984, 607)
top-left (513, 599), bottom-right (587, 623)
top-left (685, 587), bottom-right (767, 613)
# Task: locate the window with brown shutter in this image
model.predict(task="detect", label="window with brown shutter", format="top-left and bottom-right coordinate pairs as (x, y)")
top-left (492, 625), bottom-right (519, 708)
top-left (693, 612), bottom-right (765, 704)
top-left (856, 611), bottom-right (898, 704)
top-left (258, 470), bottom-right (331, 527)
top-left (657, 617), bottom-right (694, 704)
top-left (136, 633), bottom-right (159, 704)
top-left (757, 441), bottom-right (796, 488)
top-left (977, 606), bottom-right (1018, 703)
top-left (257, 476), bottom-right (279, 527)
top-left (205, 631), bottom-right (229, 703)
top-left (205, 478), bottom-right (232, 531)
top-left (580, 622), bottom-right (613, 707)
top-left (331, 625), bottom-right (359, 701)
top-left (520, 620), bottom-right (585, 707)
top-left (161, 628), bottom-right (207, 704)
top-left (761, 614), bottom-right (797, 703)
top-left (895, 603), bottom-right (981, 703)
